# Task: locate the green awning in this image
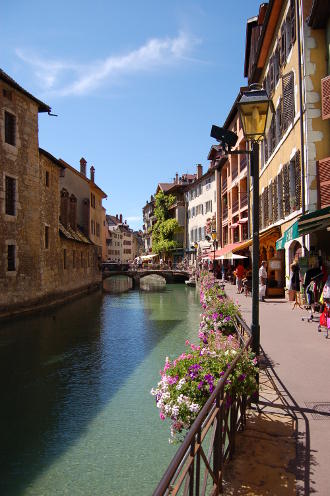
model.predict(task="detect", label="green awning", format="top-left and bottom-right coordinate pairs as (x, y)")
top-left (298, 206), bottom-right (330, 235)
top-left (276, 221), bottom-right (299, 250)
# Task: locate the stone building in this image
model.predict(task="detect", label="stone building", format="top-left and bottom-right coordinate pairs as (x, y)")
top-left (0, 69), bottom-right (104, 318)
top-left (105, 214), bottom-right (141, 262)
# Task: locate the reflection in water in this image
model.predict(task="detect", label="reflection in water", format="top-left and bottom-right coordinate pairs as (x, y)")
top-left (0, 284), bottom-right (201, 495)
top-left (140, 274), bottom-right (166, 291)
top-left (103, 274), bottom-right (133, 293)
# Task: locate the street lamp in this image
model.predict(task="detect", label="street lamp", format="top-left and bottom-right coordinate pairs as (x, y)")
top-left (237, 85), bottom-right (274, 357)
top-left (211, 84), bottom-right (274, 356)
top-left (211, 229), bottom-right (218, 278)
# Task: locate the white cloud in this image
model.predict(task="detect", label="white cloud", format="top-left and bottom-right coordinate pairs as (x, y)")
top-left (16, 32), bottom-right (200, 97)
top-left (126, 216), bottom-right (142, 222)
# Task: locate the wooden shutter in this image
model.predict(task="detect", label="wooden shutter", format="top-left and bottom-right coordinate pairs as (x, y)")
top-left (264, 186), bottom-right (269, 226)
top-left (259, 195), bottom-right (263, 229)
top-left (294, 150), bottom-right (301, 209)
top-left (279, 24), bottom-right (286, 66)
top-left (283, 163), bottom-right (291, 216)
top-left (268, 181), bottom-right (273, 225)
top-left (321, 75), bottom-right (330, 120)
top-left (274, 48), bottom-right (280, 86)
top-left (318, 156), bottom-right (330, 208)
top-left (269, 56), bottom-right (275, 94)
top-left (282, 71), bottom-right (295, 131)
top-left (273, 177), bottom-right (278, 221)
top-left (290, 0), bottom-right (296, 45)
top-left (277, 170), bottom-right (284, 219)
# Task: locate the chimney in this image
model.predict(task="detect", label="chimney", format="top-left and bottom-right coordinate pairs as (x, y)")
top-left (90, 165), bottom-right (95, 183)
top-left (69, 194), bottom-right (77, 230)
top-left (116, 214), bottom-right (118, 220)
top-left (197, 164), bottom-right (203, 179)
top-left (60, 188), bottom-right (70, 228)
top-left (80, 157), bottom-right (87, 176)
top-left (175, 173), bottom-right (179, 184)
top-left (120, 214), bottom-right (123, 223)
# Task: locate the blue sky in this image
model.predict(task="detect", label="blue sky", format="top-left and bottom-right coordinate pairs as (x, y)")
top-left (2, 0), bottom-right (260, 230)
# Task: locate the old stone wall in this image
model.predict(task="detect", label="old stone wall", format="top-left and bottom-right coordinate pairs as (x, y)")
top-left (0, 81), bottom-right (42, 308)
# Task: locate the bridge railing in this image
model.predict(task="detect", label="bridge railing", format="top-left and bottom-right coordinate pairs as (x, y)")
top-left (153, 314), bottom-right (252, 496)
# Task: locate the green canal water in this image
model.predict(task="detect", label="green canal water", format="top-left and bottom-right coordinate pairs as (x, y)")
top-left (0, 280), bottom-right (201, 495)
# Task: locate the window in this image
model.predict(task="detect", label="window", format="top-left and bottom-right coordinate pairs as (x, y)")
top-left (7, 245), bottom-right (16, 271)
top-left (81, 252), bottom-right (83, 267)
top-left (205, 200), bottom-right (212, 213)
top-left (282, 71), bottom-right (295, 132)
top-left (45, 170), bottom-right (50, 187)
top-left (91, 193), bottom-right (96, 208)
top-left (96, 222), bottom-right (100, 237)
top-left (44, 225), bottom-right (49, 249)
top-left (5, 111), bottom-right (16, 145)
top-left (91, 220), bottom-right (95, 235)
top-left (73, 250), bottom-right (76, 268)
top-left (63, 249), bottom-right (67, 269)
top-left (5, 176), bottom-right (16, 215)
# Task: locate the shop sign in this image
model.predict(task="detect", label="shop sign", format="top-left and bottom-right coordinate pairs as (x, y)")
top-left (275, 221), bottom-right (299, 250)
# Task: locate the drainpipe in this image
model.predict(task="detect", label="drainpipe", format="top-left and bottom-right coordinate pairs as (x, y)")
top-left (296, 0), bottom-right (306, 251)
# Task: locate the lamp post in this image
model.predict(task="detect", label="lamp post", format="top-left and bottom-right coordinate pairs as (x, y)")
top-left (237, 85), bottom-right (274, 357)
top-left (211, 229), bottom-right (217, 278)
top-left (211, 85), bottom-right (274, 357)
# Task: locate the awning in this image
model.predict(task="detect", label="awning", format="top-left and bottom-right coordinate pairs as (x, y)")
top-left (298, 206), bottom-right (330, 235)
top-left (137, 254), bottom-right (158, 261)
top-left (216, 253), bottom-right (247, 260)
top-left (275, 221), bottom-right (299, 250)
top-left (229, 223), bottom-right (239, 229)
top-left (202, 242), bottom-right (245, 260)
top-left (238, 218), bottom-right (248, 224)
top-left (232, 226), bottom-right (281, 253)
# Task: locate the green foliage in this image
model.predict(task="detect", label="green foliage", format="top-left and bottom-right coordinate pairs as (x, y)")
top-left (151, 191), bottom-right (180, 255)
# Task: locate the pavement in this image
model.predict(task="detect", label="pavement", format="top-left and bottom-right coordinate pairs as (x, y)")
top-left (223, 283), bottom-right (330, 496)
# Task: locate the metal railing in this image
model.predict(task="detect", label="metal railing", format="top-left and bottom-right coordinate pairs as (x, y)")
top-left (221, 178), bottom-right (227, 192)
top-left (153, 314), bottom-right (252, 496)
top-left (240, 156), bottom-right (247, 173)
top-left (231, 168), bottom-right (238, 181)
top-left (232, 199), bottom-right (239, 214)
top-left (222, 208), bottom-right (228, 220)
top-left (240, 193), bottom-right (248, 209)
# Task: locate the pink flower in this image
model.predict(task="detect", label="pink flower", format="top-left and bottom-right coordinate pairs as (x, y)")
top-left (160, 412), bottom-right (166, 421)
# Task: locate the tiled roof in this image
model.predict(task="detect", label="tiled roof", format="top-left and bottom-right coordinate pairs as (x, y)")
top-left (0, 68), bottom-right (50, 113)
top-left (59, 223), bottom-right (91, 244)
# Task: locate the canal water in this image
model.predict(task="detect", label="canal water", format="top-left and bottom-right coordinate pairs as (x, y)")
top-left (0, 279), bottom-right (201, 496)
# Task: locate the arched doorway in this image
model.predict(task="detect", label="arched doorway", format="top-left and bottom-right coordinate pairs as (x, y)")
top-left (289, 240), bottom-right (302, 267)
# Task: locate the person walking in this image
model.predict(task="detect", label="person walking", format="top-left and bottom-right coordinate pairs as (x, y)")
top-left (235, 263), bottom-right (245, 294)
top-left (259, 260), bottom-right (267, 302)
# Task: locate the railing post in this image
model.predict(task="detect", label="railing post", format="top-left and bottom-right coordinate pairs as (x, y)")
top-left (189, 438), bottom-right (195, 496)
top-left (213, 389), bottom-right (224, 494)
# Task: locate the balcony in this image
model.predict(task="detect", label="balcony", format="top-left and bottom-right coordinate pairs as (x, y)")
top-left (223, 207), bottom-right (228, 220)
top-left (240, 193), bottom-right (248, 209)
top-left (222, 177), bottom-right (227, 192)
top-left (232, 168), bottom-right (238, 181)
top-left (232, 199), bottom-right (239, 214)
top-left (240, 156), bottom-right (247, 173)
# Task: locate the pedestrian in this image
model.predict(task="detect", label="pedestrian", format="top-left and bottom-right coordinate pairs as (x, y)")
top-left (259, 260), bottom-right (267, 301)
top-left (235, 263), bottom-right (245, 294)
top-left (290, 262), bottom-right (302, 309)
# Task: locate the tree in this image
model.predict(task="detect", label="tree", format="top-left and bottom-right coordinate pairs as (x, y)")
top-left (151, 191), bottom-right (181, 255)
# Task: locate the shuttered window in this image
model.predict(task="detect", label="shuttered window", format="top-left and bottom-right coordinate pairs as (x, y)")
top-left (277, 171), bottom-right (284, 219)
top-left (4, 111), bottom-right (16, 146)
top-left (268, 182), bottom-right (273, 225)
top-left (7, 245), bottom-right (16, 271)
top-left (282, 72), bottom-right (295, 132)
top-left (289, 159), bottom-right (296, 212)
top-left (321, 75), bottom-right (330, 120)
top-left (273, 178), bottom-right (278, 221)
top-left (5, 176), bottom-right (16, 216)
top-left (318, 156), bottom-right (330, 208)
top-left (283, 164), bottom-right (291, 216)
top-left (264, 186), bottom-right (269, 226)
top-left (294, 151), bottom-right (301, 210)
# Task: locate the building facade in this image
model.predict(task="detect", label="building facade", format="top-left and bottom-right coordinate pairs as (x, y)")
top-left (0, 70), bottom-right (104, 318)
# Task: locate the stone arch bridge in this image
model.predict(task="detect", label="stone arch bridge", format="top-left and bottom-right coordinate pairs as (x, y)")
top-left (102, 268), bottom-right (189, 289)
